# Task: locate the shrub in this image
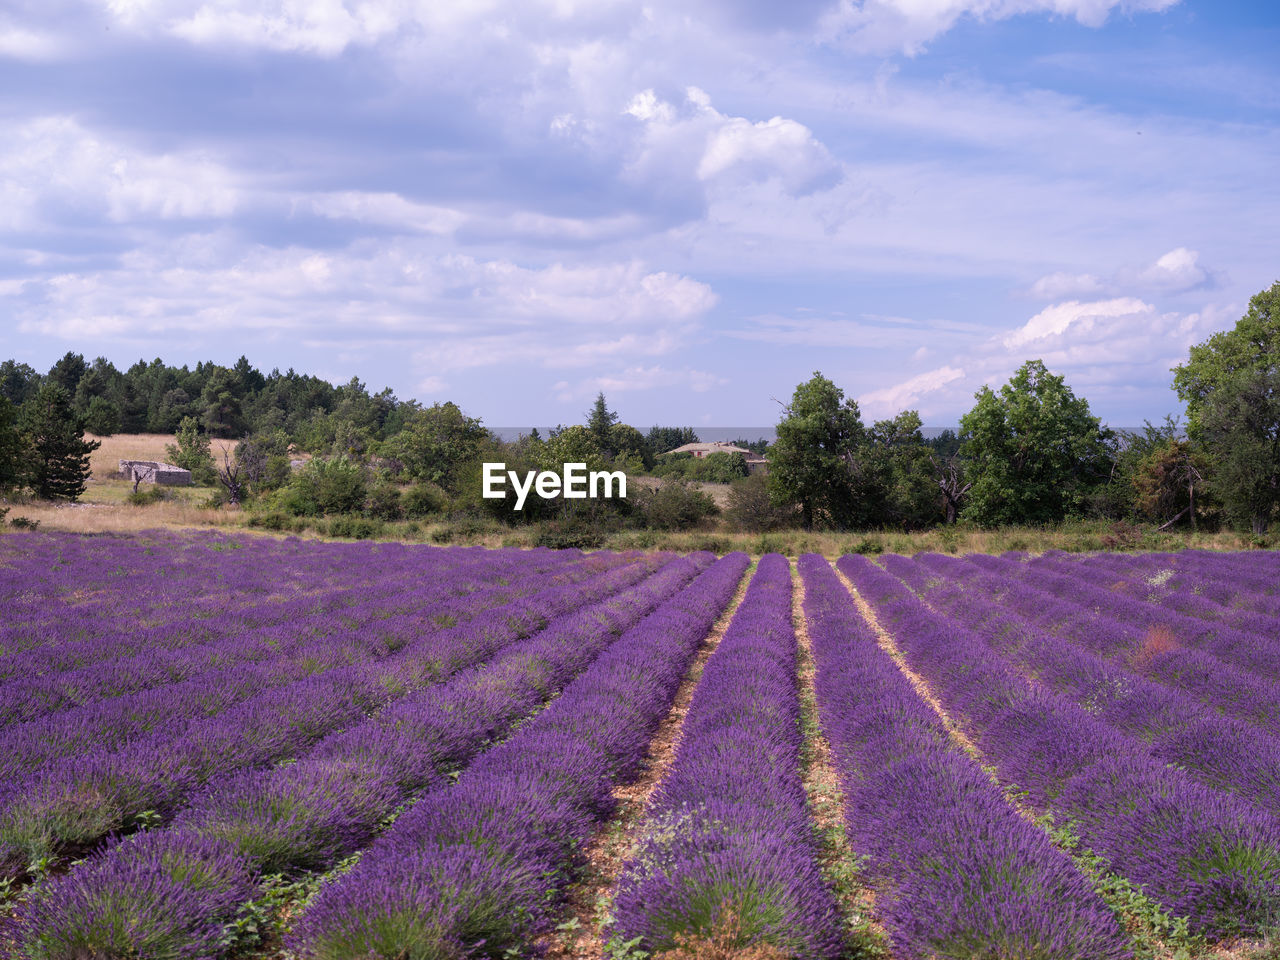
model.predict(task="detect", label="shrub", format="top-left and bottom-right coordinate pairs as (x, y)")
top-left (280, 458), bottom-right (368, 517)
top-left (364, 482), bottom-right (403, 521)
top-left (402, 482), bottom-right (449, 519)
top-left (126, 487), bottom-right (169, 506)
top-left (534, 517), bottom-right (607, 549)
top-left (634, 481), bottom-right (718, 531)
top-left (725, 473), bottom-right (793, 532)
top-left (326, 516), bottom-right (384, 540)
top-left (9, 515), bottom-right (38, 530)
top-left (849, 536), bottom-right (883, 555)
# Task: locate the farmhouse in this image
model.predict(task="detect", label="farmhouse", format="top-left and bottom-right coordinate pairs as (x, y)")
top-left (667, 440), bottom-right (769, 473)
top-left (119, 459), bottom-right (192, 486)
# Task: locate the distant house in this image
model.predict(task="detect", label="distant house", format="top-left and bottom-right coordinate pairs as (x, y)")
top-left (119, 460), bottom-right (192, 486)
top-left (666, 441), bottom-right (768, 474)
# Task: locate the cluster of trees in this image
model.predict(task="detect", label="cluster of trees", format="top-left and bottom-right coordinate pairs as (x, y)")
top-left (766, 282), bottom-right (1280, 535)
top-left (0, 353), bottom-right (417, 449)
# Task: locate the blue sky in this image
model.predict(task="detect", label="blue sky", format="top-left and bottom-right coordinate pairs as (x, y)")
top-left (1, 0), bottom-right (1276, 429)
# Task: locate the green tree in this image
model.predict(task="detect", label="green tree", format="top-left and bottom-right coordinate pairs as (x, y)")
top-left (609, 423), bottom-right (653, 469)
top-left (867, 410), bottom-right (940, 529)
top-left (0, 360), bottom-right (40, 407)
top-left (1173, 282), bottom-right (1280, 534)
top-left (200, 366), bottom-right (247, 438)
top-left (383, 402), bottom-right (488, 492)
top-left (46, 352), bottom-right (87, 396)
top-left (20, 383), bottom-right (100, 501)
top-left (166, 415), bottom-right (215, 484)
top-left (586, 392), bottom-right (619, 455)
top-left (645, 425), bottom-right (698, 455)
top-left (767, 372), bottom-right (872, 530)
top-left (0, 395), bottom-right (23, 493)
top-left (959, 360), bottom-right (1112, 526)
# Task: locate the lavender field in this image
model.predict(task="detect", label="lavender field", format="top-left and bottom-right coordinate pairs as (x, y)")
top-left (2, 532), bottom-right (1279, 959)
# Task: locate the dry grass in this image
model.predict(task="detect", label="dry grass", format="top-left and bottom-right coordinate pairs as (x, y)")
top-left (0, 498), bottom-right (239, 536)
top-left (85, 433), bottom-right (178, 479)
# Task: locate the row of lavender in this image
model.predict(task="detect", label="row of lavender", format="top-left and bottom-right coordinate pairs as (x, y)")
top-left (611, 554), bottom-right (843, 957)
top-left (12, 550), bottom-right (727, 959)
top-left (0, 538), bottom-right (665, 878)
top-left (288, 551), bottom-right (750, 958)
top-left (798, 555), bottom-right (1130, 960)
top-left (841, 552), bottom-right (1280, 937)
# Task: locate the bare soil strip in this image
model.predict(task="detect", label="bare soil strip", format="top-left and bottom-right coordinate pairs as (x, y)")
top-left (791, 568), bottom-right (891, 958)
top-left (540, 560), bottom-right (756, 959)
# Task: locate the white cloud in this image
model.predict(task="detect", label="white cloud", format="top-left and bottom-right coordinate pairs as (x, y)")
top-left (818, 0), bottom-right (1180, 57)
top-left (0, 116), bottom-right (239, 229)
top-left (0, 22), bottom-right (69, 60)
top-left (858, 365), bottom-right (965, 418)
top-left (1029, 271), bottom-right (1105, 299)
top-left (1138, 246), bottom-right (1208, 291)
top-left (1003, 297), bottom-right (1151, 349)
top-left (13, 238), bottom-right (718, 392)
top-left (302, 192), bottom-right (466, 236)
top-left (624, 86), bottom-right (842, 198)
top-left (1028, 248), bottom-right (1215, 301)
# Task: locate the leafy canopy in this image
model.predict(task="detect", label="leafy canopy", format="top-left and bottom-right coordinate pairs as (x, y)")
top-left (959, 360), bottom-right (1112, 526)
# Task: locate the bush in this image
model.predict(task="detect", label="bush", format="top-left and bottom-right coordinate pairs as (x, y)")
top-left (279, 458), bottom-right (368, 517)
top-left (326, 516), bottom-right (384, 539)
top-left (633, 481), bottom-right (718, 531)
top-left (126, 487), bottom-right (170, 506)
top-left (849, 536), bottom-right (883, 555)
top-left (725, 473), bottom-right (793, 532)
top-left (534, 517), bottom-right (607, 550)
top-left (9, 515), bottom-right (38, 530)
top-left (247, 510), bottom-right (292, 532)
top-left (402, 482), bottom-right (449, 519)
top-left (365, 482), bottom-right (403, 521)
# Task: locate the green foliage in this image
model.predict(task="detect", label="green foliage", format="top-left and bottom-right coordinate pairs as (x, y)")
top-left (866, 410), bottom-right (941, 529)
top-left (200, 366), bottom-right (248, 438)
top-left (768, 372), bottom-right (878, 529)
top-left (0, 394), bottom-right (22, 493)
top-left (1174, 282), bottom-right (1280, 534)
top-left (364, 481), bottom-right (403, 521)
top-left (646, 425), bottom-right (699, 455)
top-left (631, 480), bottom-right (718, 531)
top-left (166, 416), bottom-right (216, 484)
top-left (587, 391), bottom-right (620, 455)
top-left (235, 431), bottom-right (292, 493)
top-left (9, 516), bottom-right (39, 530)
top-left (724, 472), bottom-right (794, 532)
top-left (610, 422), bottom-right (653, 469)
top-left (534, 515), bottom-right (610, 549)
top-left (402, 481), bottom-right (449, 518)
top-left (82, 396), bottom-right (121, 436)
top-left (127, 486), bottom-right (170, 506)
top-left (19, 383), bottom-right (101, 501)
top-left (280, 457), bottom-right (369, 517)
top-left (381, 401), bottom-right (488, 492)
top-left (959, 360), bottom-right (1113, 526)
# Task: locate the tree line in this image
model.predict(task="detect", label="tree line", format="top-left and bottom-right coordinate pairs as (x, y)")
top-left (1, 281), bottom-right (1276, 538)
top-left (768, 281), bottom-right (1280, 535)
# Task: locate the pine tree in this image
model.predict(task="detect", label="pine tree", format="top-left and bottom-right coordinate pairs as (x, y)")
top-left (21, 384), bottom-right (100, 501)
top-left (585, 392), bottom-right (618, 456)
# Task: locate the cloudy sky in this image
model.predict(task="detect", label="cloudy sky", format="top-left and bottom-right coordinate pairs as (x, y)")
top-left (1, 0), bottom-right (1276, 428)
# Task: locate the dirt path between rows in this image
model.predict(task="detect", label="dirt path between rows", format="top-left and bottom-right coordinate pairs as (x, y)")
top-left (539, 560), bottom-right (756, 959)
